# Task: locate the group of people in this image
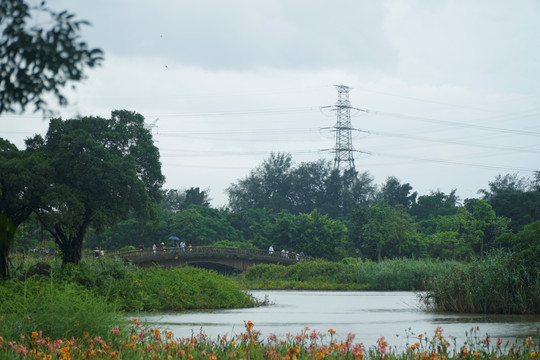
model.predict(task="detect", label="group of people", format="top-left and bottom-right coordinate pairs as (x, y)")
top-left (148, 240), bottom-right (192, 254)
top-left (268, 245), bottom-right (304, 261)
top-left (93, 247), bottom-right (105, 257)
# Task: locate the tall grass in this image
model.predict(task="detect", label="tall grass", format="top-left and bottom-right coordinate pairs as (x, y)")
top-left (0, 256), bottom-right (259, 341)
top-left (239, 258), bottom-right (455, 291)
top-left (0, 276), bottom-right (125, 340)
top-left (420, 250), bottom-right (540, 314)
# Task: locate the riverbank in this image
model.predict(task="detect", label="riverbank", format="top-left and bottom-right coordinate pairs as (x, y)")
top-left (237, 252), bottom-right (540, 314)
top-left (0, 256), bottom-right (258, 340)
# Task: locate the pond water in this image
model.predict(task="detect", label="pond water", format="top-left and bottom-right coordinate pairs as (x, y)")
top-left (143, 291), bottom-right (540, 349)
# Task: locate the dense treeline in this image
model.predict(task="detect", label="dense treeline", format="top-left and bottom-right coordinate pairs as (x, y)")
top-left (83, 155), bottom-right (539, 263)
top-left (12, 153), bottom-right (538, 265)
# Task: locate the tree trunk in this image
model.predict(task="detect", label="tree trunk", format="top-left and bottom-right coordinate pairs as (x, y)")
top-left (0, 214), bottom-right (17, 279)
top-left (51, 224), bottom-right (84, 266)
top-left (59, 238), bottom-right (83, 265)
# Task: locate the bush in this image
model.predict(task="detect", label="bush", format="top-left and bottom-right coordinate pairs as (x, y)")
top-left (0, 277), bottom-right (125, 340)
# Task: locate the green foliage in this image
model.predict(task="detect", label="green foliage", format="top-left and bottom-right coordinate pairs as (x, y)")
top-left (410, 190), bottom-right (458, 221)
top-left (212, 240), bottom-right (257, 249)
top-left (356, 201), bottom-right (419, 261)
top-left (227, 153), bottom-right (377, 218)
top-left (0, 0), bottom-right (103, 115)
top-left (251, 209), bottom-right (347, 259)
top-left (26, 111), bottom-right (164, 265)
top-left (0, 142), bottom-right (52, 278)
top-left (421, 250), bottom-right (540, 314)
top-left (378, 176), bottom-right (417, 208)
top-left (510, 220), bottom-right (540, 274)
top-left (0, 277), bottom-right (125, 340)
top-left (54, 257), bottom-right (257, 312)
top-left (170, 205), bottom-right (243, 246)
top-left (239, 258), bottom-right (449, 291)
top-left (115, 266), bottom-right (256, 312)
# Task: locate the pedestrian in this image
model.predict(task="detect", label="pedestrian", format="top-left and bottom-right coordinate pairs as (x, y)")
top-left (180, 240), bottom-right (186, 252)
top-left (152, 243), bottom-right (157, 254)
top-left (160, 242), bottom-right (166, 252)
top-left (268, 245), bottom-right (274, 255)
top-left (138, 243), bottom-right (144, 255)
top-left (188, 243), bottom-right (192, 252)
top-left (94, 246), bottom-right (100, 258)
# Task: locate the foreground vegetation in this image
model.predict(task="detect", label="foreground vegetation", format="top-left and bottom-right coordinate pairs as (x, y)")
top-left (0, 256), bottom-right (257, 340)
top-left (0, 320), bottom-right (538, 360)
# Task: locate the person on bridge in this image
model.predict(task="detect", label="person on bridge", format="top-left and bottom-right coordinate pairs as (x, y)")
top-left (180, 241), bottom-right (186, 251)
top-left (268, 245), bottom-right (274, 255)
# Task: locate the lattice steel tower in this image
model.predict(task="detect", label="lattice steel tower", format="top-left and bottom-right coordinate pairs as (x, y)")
top-left (331, 85), bottom-right (356, 171)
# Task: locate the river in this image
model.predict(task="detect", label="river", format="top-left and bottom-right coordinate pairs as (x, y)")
top-left (143, 290), bottom-right (539, 349)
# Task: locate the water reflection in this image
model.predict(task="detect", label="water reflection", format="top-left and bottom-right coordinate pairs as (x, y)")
top-left (143, 291), bottom-right (539, 349)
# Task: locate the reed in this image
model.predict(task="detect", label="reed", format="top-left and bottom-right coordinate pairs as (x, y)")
top-left (239, 258), bottom-right (454, 291)
top-left (420, 250), bottom-right (540, 314)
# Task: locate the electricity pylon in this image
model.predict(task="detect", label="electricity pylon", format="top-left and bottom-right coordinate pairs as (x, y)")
top-left (322, 85), bottom-right (367, 172)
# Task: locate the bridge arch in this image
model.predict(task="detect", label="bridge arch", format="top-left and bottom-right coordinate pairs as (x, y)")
top-left (112, 246), bottom-right (302, 272)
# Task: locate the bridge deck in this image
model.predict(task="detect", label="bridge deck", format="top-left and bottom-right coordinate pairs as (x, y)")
top-left (108, 246), bottom-right (306, 271)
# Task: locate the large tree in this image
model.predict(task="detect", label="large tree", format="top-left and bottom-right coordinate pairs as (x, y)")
top-left (357, 200), bottom-right (418, 261)
top-left (479, 173), bottom-right (540, 233)
top-left (0, 0), bottom-right (103, 115)
top-left (227, 152), bottom-right (294, 212)
top-left (28, 110), bottom-right (164, 264)
top-left (0, 139), bottom-right (51, 278)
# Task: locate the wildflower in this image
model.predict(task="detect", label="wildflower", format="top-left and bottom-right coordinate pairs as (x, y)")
top-left (377, 337), bottom-right (388, 354)
top-left (473, 352), bottom-right (481, 358)
top-left (530, 351), bottom-right (538, 359)
top-left (328, 328), bottom-right (336, 335)
top-left (32, 331), bottom-right (38, 339)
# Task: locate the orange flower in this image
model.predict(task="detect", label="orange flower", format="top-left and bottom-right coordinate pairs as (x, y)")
top-left (328, 329), bottom-right (336, 335)
top-left (32, 331), bottom-right (38, 339)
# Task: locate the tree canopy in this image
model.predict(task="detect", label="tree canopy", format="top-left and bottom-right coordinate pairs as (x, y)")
top-left (27, 110), bottom-right (164, 264)
top-left (0, 0), bottom-right (103, 115)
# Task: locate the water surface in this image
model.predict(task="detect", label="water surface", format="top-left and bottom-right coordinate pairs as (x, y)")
top-left (143, 291), bottom-right (540, 348)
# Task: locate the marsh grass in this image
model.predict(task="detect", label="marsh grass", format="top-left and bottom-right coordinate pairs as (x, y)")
top-left (420, 250), bottom-right (540, 314)
top-left (239, 258), bottom-right (454, 291)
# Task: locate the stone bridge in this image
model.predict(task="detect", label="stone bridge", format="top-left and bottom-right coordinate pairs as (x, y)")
top-left (112, 246), bottom-right (303, 272)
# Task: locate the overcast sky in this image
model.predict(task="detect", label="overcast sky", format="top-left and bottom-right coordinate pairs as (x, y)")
top-left (2, 0), bottom-right (539, 206)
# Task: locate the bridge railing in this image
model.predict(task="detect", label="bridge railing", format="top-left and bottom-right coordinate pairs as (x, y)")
top-left (103, 246), bottom-right (310, 261)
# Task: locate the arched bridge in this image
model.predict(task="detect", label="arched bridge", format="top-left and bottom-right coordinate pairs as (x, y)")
top-left (111, 246), bottom-right (304, 272)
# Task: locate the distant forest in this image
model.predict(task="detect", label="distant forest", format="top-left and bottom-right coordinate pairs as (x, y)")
top-left (16, 152), bottom-right (538, 262)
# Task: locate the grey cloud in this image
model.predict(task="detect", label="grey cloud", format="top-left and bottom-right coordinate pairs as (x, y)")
top-left (45, 0), bottom-right (397, 71)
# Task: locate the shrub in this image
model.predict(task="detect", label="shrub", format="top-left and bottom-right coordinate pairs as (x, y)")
top-left (0, 277), bottom-right (125, 340)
